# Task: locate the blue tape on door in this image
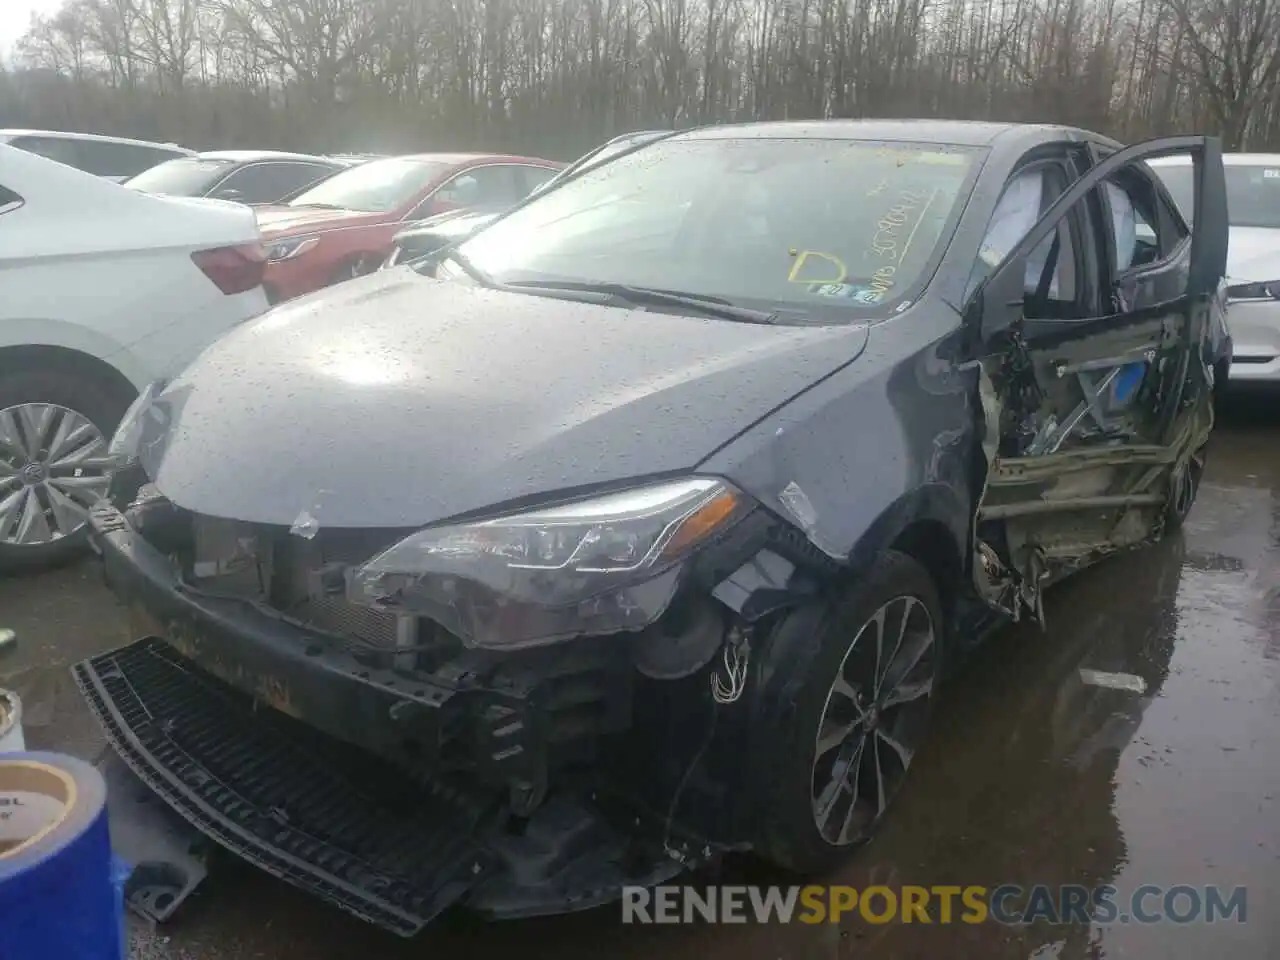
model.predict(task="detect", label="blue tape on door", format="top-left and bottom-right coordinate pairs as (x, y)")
top-left (1113, 361), bottom-right (1146, 404)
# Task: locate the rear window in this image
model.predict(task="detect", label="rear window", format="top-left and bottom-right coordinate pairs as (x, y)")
top-left (126, 157), bottom-right (234, 195)
top-left (9, 135), bottom-right (183, 178)
top-left (1154, 163), bottom-right (1280, 229)
top-left (452, 138), bottom-right (982, 318)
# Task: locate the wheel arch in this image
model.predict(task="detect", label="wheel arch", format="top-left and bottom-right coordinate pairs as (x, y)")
top-left (843, 483), bottom-right (971, 617)
top-left (745, 486), bottom-right (968, 720)
top-left (0, 343), bottom-right (139, 409)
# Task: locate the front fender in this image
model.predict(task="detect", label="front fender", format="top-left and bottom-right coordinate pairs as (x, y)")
top-left (703, 312), bottom-right (978, 582)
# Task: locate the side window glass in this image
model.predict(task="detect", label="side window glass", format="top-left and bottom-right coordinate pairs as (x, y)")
top-left (79, 142), bottom-right (176, 178)
top-left (0, 184), bottom-right (23, 215)
top-left (1101, 172), bottom-right (1166, 272)
top-left (216, 164), bottom-right (325, 204)
top-left (518, 165), bottom-right (558, 196)
top-left (9, 136), bottom-right (83, 168)
top-left (434, 166), bottom-right (523, 210)
top-left (969, 166), bottom-right (1075, 306)
top-left (1099, 165), bottom-right (1192, 312)
top-left (75, 142), bottom-right (129, 177)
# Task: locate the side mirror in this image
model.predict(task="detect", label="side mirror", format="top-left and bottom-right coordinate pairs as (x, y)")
top-left (971, 257), bottom-right (1031, 345)
top-left (406, 199), bottom-right (445, 222)
top-left (399, 233), bottom-right (450, 262)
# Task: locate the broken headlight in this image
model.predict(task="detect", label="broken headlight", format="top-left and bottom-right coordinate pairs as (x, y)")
top-left (346, 476), bottom-right (751, 650)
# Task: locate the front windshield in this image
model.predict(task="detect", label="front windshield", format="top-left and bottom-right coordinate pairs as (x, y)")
top-left (288, 157), bottom-right (449, 213)
top-left (449, 137), bottom-right (981, 317)
top-left (125, 157), bottom-right (232, 194)
top-left (1154, 163), bottom-right (1280, 229)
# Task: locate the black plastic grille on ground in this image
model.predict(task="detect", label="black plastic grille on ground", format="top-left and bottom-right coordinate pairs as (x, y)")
top-left (74, 638), bottom-right (499, 936)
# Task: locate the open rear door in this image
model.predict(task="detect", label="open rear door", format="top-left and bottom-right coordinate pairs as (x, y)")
top-left (967, 136), bottom-right (1228, 621)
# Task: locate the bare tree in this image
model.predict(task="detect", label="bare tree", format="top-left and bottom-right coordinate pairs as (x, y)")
top-left (3, 0), bottom-right (1278, 155)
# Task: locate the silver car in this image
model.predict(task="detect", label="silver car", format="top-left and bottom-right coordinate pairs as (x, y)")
top-left (1150, 153), bottom-right (1280, 382)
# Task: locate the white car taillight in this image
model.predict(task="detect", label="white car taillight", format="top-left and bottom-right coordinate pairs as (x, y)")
top-left (191, 243), bottom-right (267, 295)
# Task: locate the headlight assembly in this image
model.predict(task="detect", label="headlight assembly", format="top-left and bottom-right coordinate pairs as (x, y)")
top-left (347, 476), bottom-right (752, 650)
top-left (265, 235), bottom-right (320, 263)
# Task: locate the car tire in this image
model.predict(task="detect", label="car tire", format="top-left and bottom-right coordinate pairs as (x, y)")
top-left (752, 549), bottom-right (945, 874)
top-left (0, 368), bottom-right (132, 576)
top-left (1165, 442), bottom-right (1207, 529)
top-left (332, 255), bottom-right (375, 285)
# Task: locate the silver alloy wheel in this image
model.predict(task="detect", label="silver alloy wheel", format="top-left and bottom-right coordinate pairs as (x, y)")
top-left (810, 594), bottom-right (937, 846)
top-left (0, 403), bottom-right (111, 547)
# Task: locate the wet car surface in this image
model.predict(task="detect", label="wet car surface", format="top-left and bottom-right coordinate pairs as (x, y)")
top-left (2, 397), bottom-right (1277, 960)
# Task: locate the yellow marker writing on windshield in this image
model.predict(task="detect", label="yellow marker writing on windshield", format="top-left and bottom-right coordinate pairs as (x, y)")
top-left (788, 250), bottom-right (848, 284)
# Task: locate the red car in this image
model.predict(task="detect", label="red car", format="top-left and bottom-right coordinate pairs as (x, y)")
top-left (256, 153), bottom-right (563, 302)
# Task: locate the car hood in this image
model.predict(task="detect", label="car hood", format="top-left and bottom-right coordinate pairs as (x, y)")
top-left (256, 205), bottom-right (389, 236)
top-left (1226, 226), bottom-right (1280, 282)
top-left (139, 272), bottom-right (870, 528)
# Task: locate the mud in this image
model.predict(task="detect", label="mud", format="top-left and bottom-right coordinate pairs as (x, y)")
top-left (2, 397), bottom-right (1278, 960)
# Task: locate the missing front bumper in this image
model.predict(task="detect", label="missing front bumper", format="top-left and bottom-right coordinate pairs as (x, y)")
top-left (74, 637), bottom-right (687, 934)
top-left (75, 637), bottom-right (497, 935)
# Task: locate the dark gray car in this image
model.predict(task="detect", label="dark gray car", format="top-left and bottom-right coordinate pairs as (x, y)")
top-left (80, 120), bottom-right (1229, 935)
top-left (124, 150), bottom-right (351, 205)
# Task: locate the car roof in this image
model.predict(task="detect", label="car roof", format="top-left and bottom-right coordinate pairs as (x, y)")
top-left (1148, 152), bottom-right (1280, 167)
top-left (604, 130), bottom-right (672, 144)
top-left (0, 128), bottom-right (193, 153)
top-left (192, 150), bottom-right (346, 164)
top-left (671, 118), bottom-right (1099, 147)
top-left (394, 152), bottom-right (562, 166)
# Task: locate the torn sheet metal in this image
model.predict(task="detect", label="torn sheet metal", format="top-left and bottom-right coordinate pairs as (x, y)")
top-left (970, 361), bottom-right (1046, 624)
top-left (290, 509), bottom-right (320, 540)
top-left (775, 481), bottom-right (844, 560)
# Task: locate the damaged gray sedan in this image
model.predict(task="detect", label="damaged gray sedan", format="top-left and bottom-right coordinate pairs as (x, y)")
top-left (77, 120), bottom-right (1230, 935)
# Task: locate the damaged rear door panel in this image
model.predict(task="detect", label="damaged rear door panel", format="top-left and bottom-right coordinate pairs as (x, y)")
top-left (967, 135), bottom-right (1228, 622)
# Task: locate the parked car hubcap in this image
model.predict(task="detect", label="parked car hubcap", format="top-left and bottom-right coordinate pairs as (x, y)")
top-left (0, 403), bottom-right (111, 547)
top-left (811, 595), bottom-right (937, 846)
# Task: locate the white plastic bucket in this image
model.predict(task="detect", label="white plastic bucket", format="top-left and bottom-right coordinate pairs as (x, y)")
top-left (0, 690), bottom-right (24, 754)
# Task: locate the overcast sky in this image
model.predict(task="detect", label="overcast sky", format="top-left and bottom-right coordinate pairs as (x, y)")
top-left (1, 0), bottom-right (61, 61)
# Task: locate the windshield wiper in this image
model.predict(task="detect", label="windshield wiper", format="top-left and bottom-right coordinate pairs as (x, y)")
top-left (503, 280), bottom-right (780, 324)
top-left (438, 247), bottom-right (500, 287)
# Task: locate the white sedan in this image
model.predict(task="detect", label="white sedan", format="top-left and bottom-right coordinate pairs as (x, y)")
top-left (0, 144), bottom-right (270, 573)
top-left (1150, 153), bottom-right (1280, 382)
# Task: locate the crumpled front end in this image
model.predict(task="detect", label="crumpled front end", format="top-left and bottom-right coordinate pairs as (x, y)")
top-left (76, 461), bottom-right (816, 933)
